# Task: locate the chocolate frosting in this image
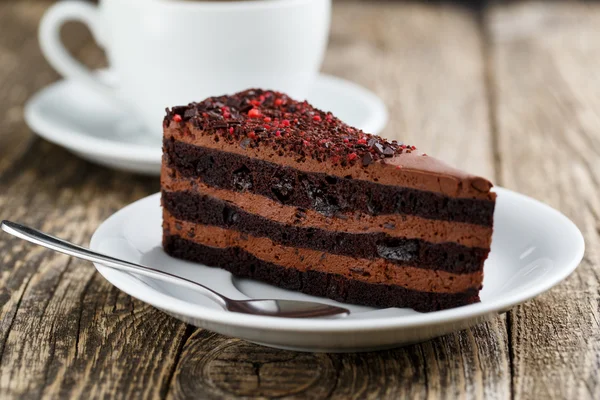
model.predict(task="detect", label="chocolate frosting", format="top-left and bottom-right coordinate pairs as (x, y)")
top-left (164, 89), bottom-right (495, 200)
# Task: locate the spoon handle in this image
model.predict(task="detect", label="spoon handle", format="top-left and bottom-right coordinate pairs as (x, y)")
top-left (0, 220), bottom-right (228, 308)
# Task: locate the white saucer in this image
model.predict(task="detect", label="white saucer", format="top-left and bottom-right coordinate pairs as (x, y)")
top-left (90, 188), bottom-right (584, 352)
top-left (24, 71), bottom-right (388, 175)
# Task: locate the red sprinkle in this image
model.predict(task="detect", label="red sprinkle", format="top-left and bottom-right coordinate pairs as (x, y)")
top-left (303, 140), bottom-right (310, 146)
top-left (275, 131), bottom-right (281, 137)
top-left (228, 127), bottom-right (234, 134)
top-left (221, 106), bottom-right (231, 119)
top-left (313, 115), bottom-right (322, 122)
top-left (274, 98), bottom-right (283, 106)
top-left (356, 138), bottom-right (367, 145)
top-left (248, 108), bottom-right (261, 118)
top-left (172, 114), bottom-right (182, 122)
top-left (263, 117), bottom-right (272, 122)
top-left (281, 119), bottom-right (291, 127)
top-left (347, 153), bottom-right (358, 161)
top-left (411, 145), bottom-right (417, 150)
top-left (264, 124), bottom-right (271, 129)
top-left (343, 138), bottom-right (349, 143)
top-left (396, 165), bottom-right (402, 169)
top-left (248, 131), bottom-right (257, 140)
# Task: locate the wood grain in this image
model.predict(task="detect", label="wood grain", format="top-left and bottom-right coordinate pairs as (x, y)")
top-left (487, 2), bottom-right (600, 399)
top-left (0, 3), bottom-right (190, 399)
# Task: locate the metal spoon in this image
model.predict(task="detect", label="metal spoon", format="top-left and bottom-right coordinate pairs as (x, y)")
top-left (1, 220), bottom-right (350, 318)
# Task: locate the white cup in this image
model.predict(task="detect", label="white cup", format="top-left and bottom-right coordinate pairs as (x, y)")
top-left (39, 0), bottom-right (331, 137)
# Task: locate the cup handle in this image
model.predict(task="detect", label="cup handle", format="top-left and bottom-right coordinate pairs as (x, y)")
top-left (39, 1), bottom-right (113, 99)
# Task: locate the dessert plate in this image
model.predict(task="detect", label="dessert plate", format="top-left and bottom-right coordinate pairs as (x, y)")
top-left (90, 187), bottom-right (584, 352)
top-left (24, 70), bottom-right (388, 175)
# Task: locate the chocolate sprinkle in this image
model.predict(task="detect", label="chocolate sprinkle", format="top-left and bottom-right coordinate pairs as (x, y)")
top-left (164, 89), bottom-right (416, 168)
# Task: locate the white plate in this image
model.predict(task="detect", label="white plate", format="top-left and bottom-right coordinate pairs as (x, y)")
top-left (90, 188), bottom-right (584, 352)
top-left (24, 71), bottom-right (388, 175)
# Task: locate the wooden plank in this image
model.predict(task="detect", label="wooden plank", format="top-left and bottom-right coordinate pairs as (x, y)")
top-left (167, 2), bottom-right (510, 399)
top-left (0, 3), bottom-right (191, 399)
top-left (487, 2), bottom-right (600, 399)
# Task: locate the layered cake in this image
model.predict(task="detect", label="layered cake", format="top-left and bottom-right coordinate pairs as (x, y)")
top-left (161, 89), bottom-right (496, 312)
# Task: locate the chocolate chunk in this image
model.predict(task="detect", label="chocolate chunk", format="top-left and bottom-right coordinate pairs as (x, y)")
top-left (368, 138), bottom-right (377, 147)
top-left (183, 108), bottom-right (198, 119)
top-left (239, 103), bottom-right (253, 113)
top-left (227, 97), bottom-right (242, 109)
top-left (362, 152), bottom-right (374, 166)
top-left (171, 106), bottom-right (188, 116)
top-left (240, 138), bottom-right (251, 149)
top-left (374, 143), bottom-right (385, 155)
top-left (383, 146), bottom-right (395, 157)
top-left (383, 222), bottom-right (395, 230)
top-left (210, 121), bottom-right (228, 129)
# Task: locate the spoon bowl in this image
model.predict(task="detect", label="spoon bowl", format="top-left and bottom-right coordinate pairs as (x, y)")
top-left (226, 298), bottom-right (349, 318)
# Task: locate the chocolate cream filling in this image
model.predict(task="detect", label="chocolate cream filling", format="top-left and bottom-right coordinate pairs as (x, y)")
top-left (164, 138), bottom-right (495, 226)
top-left (162, 190), bottom-right (489, 273)
top-left (161, 166), bottom-right (492, 248)
top-left (163, 212), bottom-right (483, 294)
top-left (163, 235), bottom-right (480, 312)
top-left (165, 123), bottom-right (496, 201)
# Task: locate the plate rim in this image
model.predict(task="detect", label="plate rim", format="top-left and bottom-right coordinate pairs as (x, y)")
top-left (23, 71), bottom-right (388, 164)
top-left (90, 187), bottom-right (585, 333)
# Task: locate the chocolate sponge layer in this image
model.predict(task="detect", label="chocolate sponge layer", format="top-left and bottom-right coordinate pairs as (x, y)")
top-left (162, 190), bottom-right (489, 274)
top-left (163, 234), bottom-right (480, 312)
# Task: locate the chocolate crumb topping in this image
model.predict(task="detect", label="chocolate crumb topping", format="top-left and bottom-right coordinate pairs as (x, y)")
top-left (165, 89), bottom-right (416, 168)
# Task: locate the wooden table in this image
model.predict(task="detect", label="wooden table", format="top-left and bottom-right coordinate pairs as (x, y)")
top-left (0, 1), bottom-right (597, 398)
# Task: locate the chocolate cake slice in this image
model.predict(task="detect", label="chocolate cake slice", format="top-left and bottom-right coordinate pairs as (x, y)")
top-left (161, 89), bottom-right (495, 312)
